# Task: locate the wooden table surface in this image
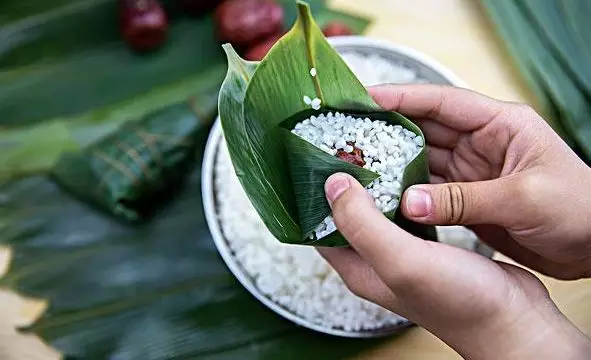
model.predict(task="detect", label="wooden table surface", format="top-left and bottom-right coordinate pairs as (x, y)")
top-left (1, 1), bottom-right (590, 359)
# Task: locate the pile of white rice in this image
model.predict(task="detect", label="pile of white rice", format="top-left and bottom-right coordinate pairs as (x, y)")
top-left (214, 51), bottom-right (480, 332)
top-left (291, 112), bottom-right (423, 239)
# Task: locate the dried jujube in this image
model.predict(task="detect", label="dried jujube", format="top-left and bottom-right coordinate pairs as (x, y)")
top-left (322, 21), bottom-right (353, 37)
top-left (336, 143), bottom-right (366, 167)
top-left (243, 31), bottom-right (284, 60)
top-left (119, 0), bottom-right (168, 52)
top-left (214, 0), bottom-right (284, 47)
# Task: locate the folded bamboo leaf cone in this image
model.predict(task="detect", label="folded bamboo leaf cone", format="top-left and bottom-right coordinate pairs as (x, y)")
top-left (217, 1), bottom-right (437, 247)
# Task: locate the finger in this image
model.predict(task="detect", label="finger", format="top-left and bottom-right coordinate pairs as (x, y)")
top-left (368, 84), bottom-right (506, 131)
top-left (426, 146), bottom-right (453, 177)
top-left (401, 177), bottom-right (520, 226)
top-left (324, 173), bottom-right (432, 285)
top-left (323, 173), bottom-right (516, 325)
top-left (414, 118), bottom-right (462, 149)
top-left (316, 247), bottom-right (396, 307)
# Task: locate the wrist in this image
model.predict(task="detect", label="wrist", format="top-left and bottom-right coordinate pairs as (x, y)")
top-left (445, 297), bottom-right (591, 359)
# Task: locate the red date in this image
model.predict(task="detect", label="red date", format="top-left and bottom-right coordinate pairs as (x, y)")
top-left (243, 31), bottom-right (284, 60)
top-left (336, 143), bottom-right (365, 167)
top-left (214, 0), bottom-right (284, 47)
top-left (119, 0), bottom-right (168, 52)
top-left (322, 21), bottom-right (353, 37)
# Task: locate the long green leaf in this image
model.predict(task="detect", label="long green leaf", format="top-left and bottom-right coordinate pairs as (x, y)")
top-left (0, 64), bottom-right (225, 181)
top-left (0, 18), bottom-right (225, 126)
top-left (219, 44), bottom-right (302, 244)
top-left (520, 0), bottom-right (591, 100)
top-left (0, 0), bottom-right (336, 127)
top-left (219, 1), bottom-right (435, 246)
top-left (479, 0), bottom-right (591, 162)
top-left (477, 0), bottom-right (569, 141)
top-left (0, 138), bottom-right (385, 360)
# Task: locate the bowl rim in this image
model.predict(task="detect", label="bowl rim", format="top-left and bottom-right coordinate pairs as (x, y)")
top-left (327, 35), bottom-right (469, 89)
top-left (201, 35), bottom-right (480, 338)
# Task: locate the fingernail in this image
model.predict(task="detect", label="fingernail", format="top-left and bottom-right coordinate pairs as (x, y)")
top-left (325, 174), bottom-right (350, 203)
top-left (405, 187), bottom-right (432, 218)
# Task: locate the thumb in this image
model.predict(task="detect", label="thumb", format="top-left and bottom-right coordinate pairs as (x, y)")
top-left (401, 178), bottom-right (518, 226)
top-left (324, 173), bottom-right (428, 281)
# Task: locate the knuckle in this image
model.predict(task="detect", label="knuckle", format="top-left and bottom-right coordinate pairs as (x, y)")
top-left (425, 89), bottom-right (446, 119)
top-left (513, 173), bottom-right (545, 204)
top-left (437, 184), bottom-right (467, 223)
top-left (513, 103), bottom-right (539, 119)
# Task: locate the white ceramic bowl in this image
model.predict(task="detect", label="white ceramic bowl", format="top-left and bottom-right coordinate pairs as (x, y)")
top-left (202, 36), bottom-right (493, 338)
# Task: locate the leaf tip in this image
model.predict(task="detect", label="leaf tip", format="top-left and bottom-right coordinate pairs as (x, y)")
top-left (296, 1), bottom-right (312, 20)
top-left (221, 43), bottom-right (238, 58)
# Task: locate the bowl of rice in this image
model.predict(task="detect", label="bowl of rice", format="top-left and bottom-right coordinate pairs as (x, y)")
top-left (202, 36), bottom-right (495, 338)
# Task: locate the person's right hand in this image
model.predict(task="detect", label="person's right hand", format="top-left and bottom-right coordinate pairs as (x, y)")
top-left (369, 84), bottom-right (591, 280)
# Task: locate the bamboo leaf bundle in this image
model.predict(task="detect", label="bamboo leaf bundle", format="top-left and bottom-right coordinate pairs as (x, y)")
top-left (480, 0), bottom-right (591, 164)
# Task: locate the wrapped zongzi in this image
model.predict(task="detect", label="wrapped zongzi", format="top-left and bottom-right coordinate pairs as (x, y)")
top-left (217, 1), bottom-right (437, 247)
top-left (51, 102), bottom-right (208, 222)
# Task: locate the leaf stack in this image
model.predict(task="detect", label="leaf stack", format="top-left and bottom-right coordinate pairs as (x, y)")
top-left (480, 0), bottom-right (591, 164)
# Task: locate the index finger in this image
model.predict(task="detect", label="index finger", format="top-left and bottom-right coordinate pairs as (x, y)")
top-left (368, 84), bottom-right (507, 132)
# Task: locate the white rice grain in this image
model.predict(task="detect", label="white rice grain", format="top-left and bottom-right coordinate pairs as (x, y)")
top-left (290, 112), bottom-right (422, 239)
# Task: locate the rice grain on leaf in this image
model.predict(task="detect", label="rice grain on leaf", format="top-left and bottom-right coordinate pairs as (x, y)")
top-left (218, 0), bottom-right (436, 247)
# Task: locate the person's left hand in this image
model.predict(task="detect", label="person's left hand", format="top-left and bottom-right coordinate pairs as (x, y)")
top-left (317, 173), bottom-right (590, 360)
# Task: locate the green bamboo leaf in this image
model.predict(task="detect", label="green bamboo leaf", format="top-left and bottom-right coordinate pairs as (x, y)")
top-left (0, 122), bottom-right (78, 182)
top-left (480, 0), bottom-right (591, 162)
top-left (0, 64), bottom-right (224, 182)
top-left (0, 19), bottom-right (225, 127)
top-left (0, 146), bottom-right (383, 360)
top-left (520, 0), bottom-right (591, 100)
top-left (219, 44), bottom-right (302, 243)
top-left (477, 0), bottom-right (570, 142)
top-left (0, 0), bottom-right (336, 127)
top-left (219, 1), bottom-right (435, 246)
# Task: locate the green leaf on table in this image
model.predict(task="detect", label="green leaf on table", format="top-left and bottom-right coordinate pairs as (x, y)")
top-left (219, 1), bottom-right (435, 246)
top-left (0, 64), bottom-right (225, 183)
top-left (479, 0), bottom-right (591, 163)
top-left (0, 140), bottom-right (386, 360)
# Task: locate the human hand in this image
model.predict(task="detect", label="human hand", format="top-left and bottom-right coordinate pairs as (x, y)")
top-left (319, 172), bottom-right (591, 359)
top-left (369, 84), bottom-right (591, 280)
top-left (317, 84), bottom-right (591, 359)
